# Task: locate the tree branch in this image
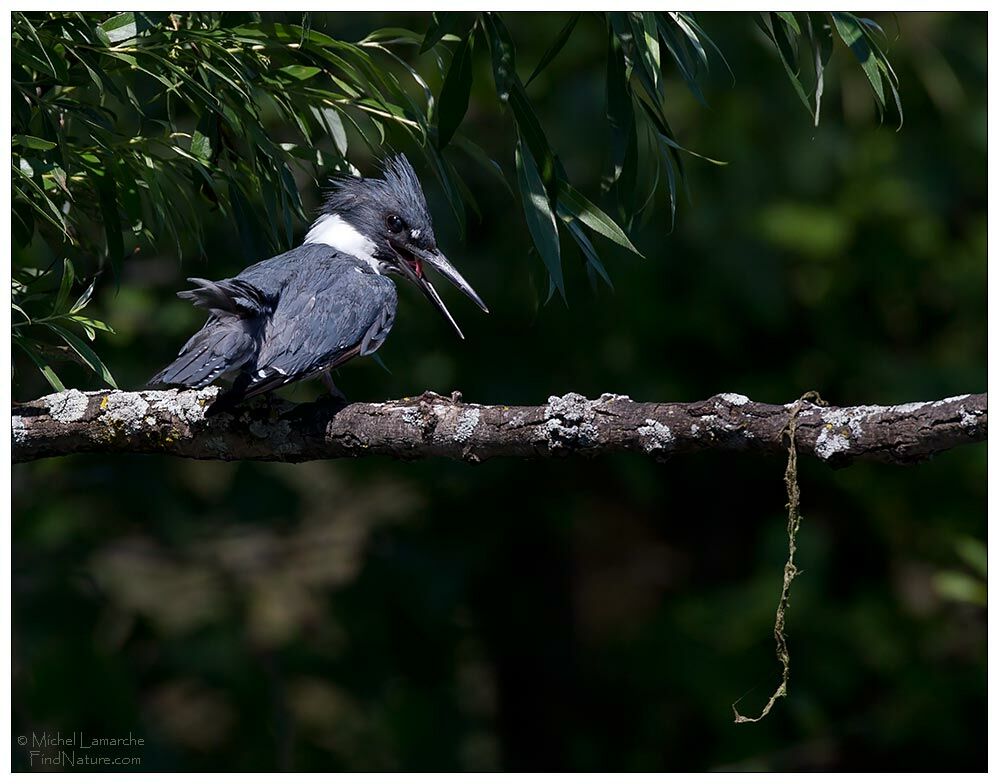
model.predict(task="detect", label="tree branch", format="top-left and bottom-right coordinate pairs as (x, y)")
top-left (11, 387), bottom-right (986, 465)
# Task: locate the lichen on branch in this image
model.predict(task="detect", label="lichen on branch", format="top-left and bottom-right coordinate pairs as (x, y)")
top-left (11, 388), bottom-right (986, 465)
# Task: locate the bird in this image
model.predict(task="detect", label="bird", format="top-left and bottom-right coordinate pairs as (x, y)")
top-left (149, 154), bottom-right (488, 408)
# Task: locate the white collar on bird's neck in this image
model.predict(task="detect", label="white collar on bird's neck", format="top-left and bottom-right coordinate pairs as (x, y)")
top-left (304, 213), bottom-right (381, 273)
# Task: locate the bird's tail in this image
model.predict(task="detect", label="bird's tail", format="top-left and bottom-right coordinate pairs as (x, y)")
top-left (149, 278), bottom-right (267, 389)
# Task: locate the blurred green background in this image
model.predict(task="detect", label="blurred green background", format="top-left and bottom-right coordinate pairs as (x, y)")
top-left (12, 11), bottom-right (986, 772)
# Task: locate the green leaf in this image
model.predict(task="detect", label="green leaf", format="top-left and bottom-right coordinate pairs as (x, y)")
top-left (191, 113), bottom-right (215, 162)
top-left (775, 12), bottom-right (801, 35)
top-left (605, 28), bottom-right (637, 206)
top-left (831, 12), bottom-right (886, 108)
top-left (807, 13), bottom-right (834, 125)
top-left (672, 13), bottom-right (733, 81)
top-left (515, 138), bottom-right (563, 300)
top-left (421, 12), bottom-right (466, 53)
top-left (631, 12), bottom-right (662, 95)
top-left (360, 27), bottom-right (426, 47)
top-left (759, 12), bottom-right (812, 117)
top-left (436, 31), bottom-right (475, 149)
top-left (12, 302), bottom-right (31, 324)
top-left (310, 105), bottom-right (349, 156)
top-left (559, 209), bottom-right (613, 289)
top-left (526, 12), bottom-right (580, 86)
top-left (657, 14), bottom-right (708, 106)
top-left (69, 315), bottom-right (115, 335)
top-left (14, 12), bottom-right (67, 80)
top-left (53, 259), bottom-right (75, 317)
top-left (70, 279), bottom-right (97, 314)
top-left (15, 339), bottom-right (65, 392)
top-left (98, 12), bottom-right (143, 45)
top-left (279, 64), bottom-right (322, 80)
top-left (12, 135), bottom-right (57, 151)
top-left (47, 323), bottom-right (118, 387)
top-left (13, 172), bottom-right (70, 239)
top-left (481, 12), bottom-right (516, 103)
top-left (509, 81), bottom-right (555, 190)
top-left (557, 180), bottom-right (643, 257)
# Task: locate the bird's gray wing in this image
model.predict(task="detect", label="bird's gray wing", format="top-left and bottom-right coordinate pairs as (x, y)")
top-left (241, 262), bottom-right (397, 398)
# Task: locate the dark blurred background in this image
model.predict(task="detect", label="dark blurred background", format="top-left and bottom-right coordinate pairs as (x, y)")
top-left (12, 11), bottom-right (986, 772)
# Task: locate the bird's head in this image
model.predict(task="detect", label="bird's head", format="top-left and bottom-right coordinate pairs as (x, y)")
top-left (306, 154), bottom-right (488, 338)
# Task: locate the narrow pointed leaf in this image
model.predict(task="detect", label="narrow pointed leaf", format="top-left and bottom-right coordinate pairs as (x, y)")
top-left (759, 12), bottom-right (812, 116)
top-left (421, 12), bottom-right (464, 53)
top-left (775, 12), bottom-right (801, 35)
top-left (516, 139), bottom-right (563, 299)
top-left (16, 339), bottom-right (65, 392)
top-left (482, 12), bottom-right (516, 103)
top-left (47, 323), bottom-right (118, 387)
top-left (12, 135), bottom-right (57, 151)
top-left (831, 12), bottom-right (886, 108)
top-left (526, 12), bottom-right (580, 86)
top-left (53, 259), bottom-right (75, 316)
top-left (436, 31), bottom-right (474, 149)
top-left (279, 64), bottom-right (322, 80)
top-left (557, 180), bottom-right (643, 257)
top-left (559, 209), bottom-right (614, 289)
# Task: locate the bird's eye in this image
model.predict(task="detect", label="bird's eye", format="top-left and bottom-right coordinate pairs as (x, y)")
top-left (386, 214), bottom-right (404, 233)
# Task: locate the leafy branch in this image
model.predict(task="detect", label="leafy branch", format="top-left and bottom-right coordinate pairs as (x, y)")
top-left (11, 11), bottom-right (901, 392)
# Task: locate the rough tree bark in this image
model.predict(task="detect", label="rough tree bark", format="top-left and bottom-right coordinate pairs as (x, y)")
top-left (11, 387), bottom-right (986, 465)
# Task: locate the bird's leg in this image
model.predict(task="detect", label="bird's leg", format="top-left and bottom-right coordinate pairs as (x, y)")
top-left (322, 371), bottom-right (348, 404)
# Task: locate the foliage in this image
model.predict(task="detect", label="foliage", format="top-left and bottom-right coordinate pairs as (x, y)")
top-left (12, 11), bottom-right (899, 391)
top-left (12, 11), bottom-right (438, 389)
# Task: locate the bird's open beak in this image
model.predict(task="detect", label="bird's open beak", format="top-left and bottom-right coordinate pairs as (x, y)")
top-left (393, 244), bottom-right (488, 339)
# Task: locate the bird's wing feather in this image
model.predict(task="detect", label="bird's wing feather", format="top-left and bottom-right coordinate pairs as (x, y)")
top-left (242, 260), bottom-right (397, 397)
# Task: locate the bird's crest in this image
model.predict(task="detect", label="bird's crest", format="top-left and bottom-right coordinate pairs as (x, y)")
top-left (320, 153), bottom-right (430, 229)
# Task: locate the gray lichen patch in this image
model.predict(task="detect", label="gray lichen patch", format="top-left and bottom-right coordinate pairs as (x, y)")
top-left (400, 406), bottom-right (425, 429)
top-left (718, 392), bottom-right (749, 406)
top-left (890, 401), bottom-right (930, 415)
top-left (544, 392), bottom-right (591, 422)
top-left (537, 393), bottom-right (598, 448)
top-left (101, 391), bottom-right (151, 434)
top-left (815, 425), bottom-right (851, 460)
top-left (46, 389), bottom-right (90, 423)
top-left (148, 387), bottom-right (219, 425)
top-left (597, 392), bottom-right (632, 405)
top-left (389, 400), bottom-right (443, 440)
top-left (959, 405), bottom-right (985, 430)
top-left (12, 415), bottom-right (26, 444)
top-left (820, 405), bottom-right (887, 439)
top-left (696, 413), bottom-right (740, 435)
top-left (453, 407), bottom-right (480, 443)
top-left (935, 394), bottom-right (970, 406)
top-left (638, 418), bottom-right (674, 453)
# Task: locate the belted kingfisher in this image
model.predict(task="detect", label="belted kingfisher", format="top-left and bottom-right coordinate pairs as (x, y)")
top-left (150, 154), bottom-right (487, 406)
